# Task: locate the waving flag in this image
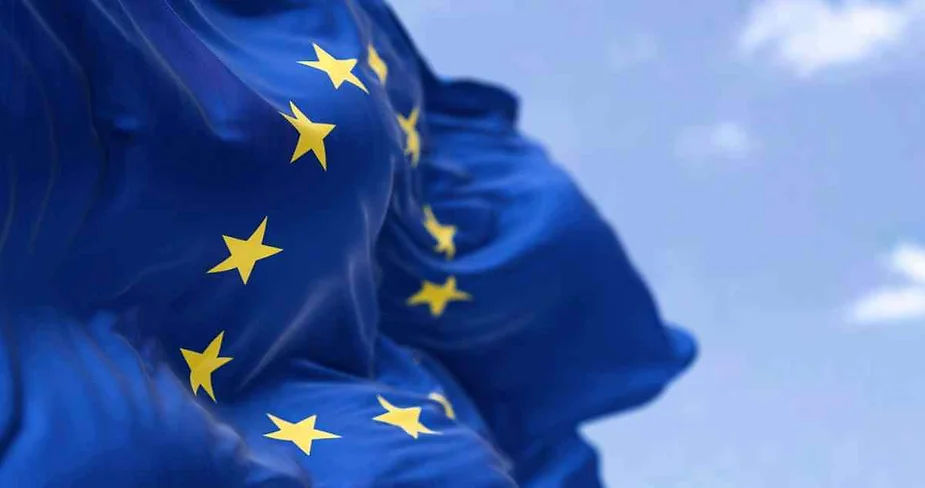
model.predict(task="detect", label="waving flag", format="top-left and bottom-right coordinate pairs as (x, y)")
top-left (0, 0), bottom-right (695, 486)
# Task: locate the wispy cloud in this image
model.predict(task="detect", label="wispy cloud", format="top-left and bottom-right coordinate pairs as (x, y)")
top-left (849, 287), bottom-right (925, 324)
top-left (887, 242), bottom-right (925, 283)
top-left (847, 242), bottom-right (925, 325)
top-left (739, 0), bottom-right (925, 77)
top-left (675, 121), bottom-right (757, 162)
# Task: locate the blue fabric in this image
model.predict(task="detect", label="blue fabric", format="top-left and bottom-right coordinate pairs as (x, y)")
top-left (0, 0), bottom-right (695, 486)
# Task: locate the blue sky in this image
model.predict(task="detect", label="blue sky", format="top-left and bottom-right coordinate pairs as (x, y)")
top-left (389, 1), bottom-right (925, 486)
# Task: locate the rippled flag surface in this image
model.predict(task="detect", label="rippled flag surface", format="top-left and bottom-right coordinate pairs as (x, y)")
top-left (0, 0), bottom-right (695, 486)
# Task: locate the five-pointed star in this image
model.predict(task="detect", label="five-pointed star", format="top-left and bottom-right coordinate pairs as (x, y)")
top-left (397, 107), bottom-right (422, 166)
top-left (373, 395), bottom-right (439, 439)
top-left (407, 276), bottom-right (471, 317)
top-left (299, 43), bottom-right (369, 94)
top-left (264, 413), bottom-right (341, 456)
top-left (367, 43), bottom-right (388, 85)
top-left (428, 392), bottom-right (457, 420)
top-left (422, 206), bottom-right (457, 259)
top-left (180, 331), bottom-right (233, 402)
top-left (280, 101), bottom-right (336, 169)
top-left (208, 217), bottom-right (283, 284)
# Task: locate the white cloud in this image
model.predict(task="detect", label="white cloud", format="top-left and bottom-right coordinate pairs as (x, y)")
top-left (739, 0), bottom-right (925, 76)
top-left (676, 121), bottom-right (757, 162)
top-left (847, 242), bottom-right (925, 325)
top-left (887, 242), bottom-right (925, 283)
top-left (847, 286), bottom-right (925, 324)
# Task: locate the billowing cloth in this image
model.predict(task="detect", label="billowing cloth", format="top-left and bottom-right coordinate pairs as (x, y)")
top-left (0, 0), bottom-right (695, 486)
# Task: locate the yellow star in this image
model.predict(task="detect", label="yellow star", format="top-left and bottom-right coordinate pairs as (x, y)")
top-left (422, 206), bottom-right (457, 259)
top-left (407, 276), bottom-right (471, 317)
top-left (208, 217), bottom-right (282, 285)
top-left (298, 43), bottom-right (369, 94)
top-left (367, 43), bottom-right (388, 85)
top-left (428, 392), bottom-right (457, 420)
top-left (397, 107), bottom-right (422, 166)
top-left (180, 331), bottom-right (233, 402)
top-left (373, 395), bottom-right (439, 439)
top-left (264, 413), bottom-right (341, 456)
top-left (280, 101), bottom-right (336, 169)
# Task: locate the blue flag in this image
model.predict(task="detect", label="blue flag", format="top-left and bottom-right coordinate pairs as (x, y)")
top-left (0, 0), bottom-right (695, 486)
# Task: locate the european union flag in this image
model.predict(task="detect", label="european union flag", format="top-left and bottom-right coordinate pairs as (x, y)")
top-left (0, 0), bottom-right (696, 486)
